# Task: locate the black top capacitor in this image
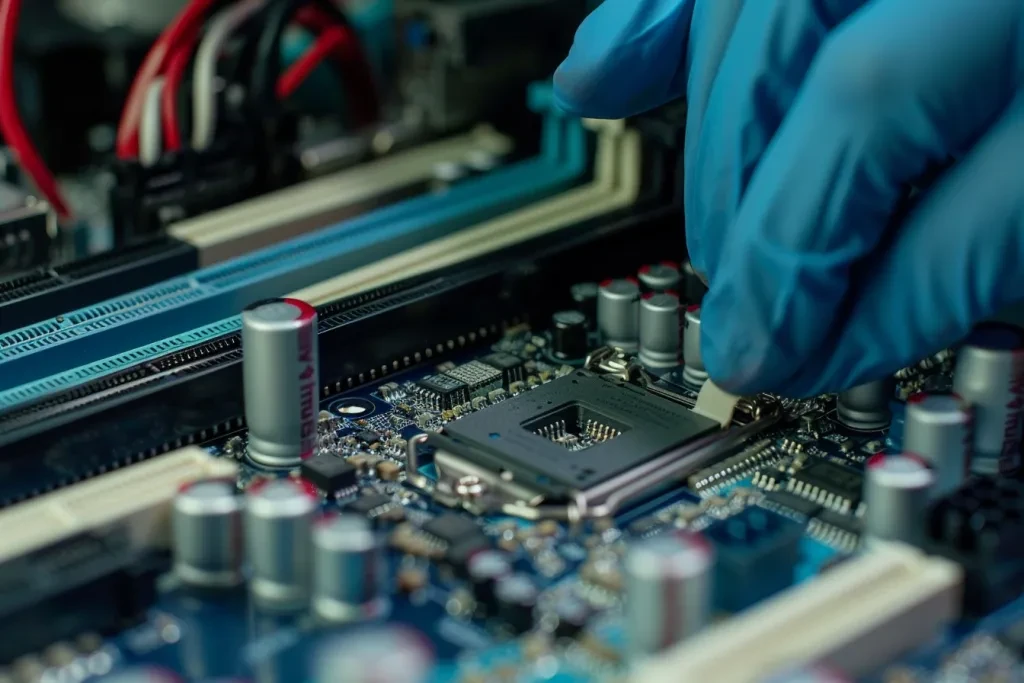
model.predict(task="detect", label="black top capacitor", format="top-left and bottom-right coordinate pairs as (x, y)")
top-left (551, 310), bottom-right (588, 361)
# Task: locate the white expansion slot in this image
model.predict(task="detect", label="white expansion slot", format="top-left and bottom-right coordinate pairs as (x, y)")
top-left (633, 542), bottom-right (963, 683)
top-left (168, 126), bottom-right (512, 266)
top-left (0, 446), bottom-right (237, 563)
top-left (288, 118), bottom-right (640, 305)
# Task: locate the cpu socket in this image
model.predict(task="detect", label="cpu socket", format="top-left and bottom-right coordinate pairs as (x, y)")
top-left (422, 371), bottom-right (733, 520)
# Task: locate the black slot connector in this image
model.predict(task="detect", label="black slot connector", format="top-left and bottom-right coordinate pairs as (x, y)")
top-left (926, 476), bottom-right (1024, 616)
top-left (0, 532), bottom-right (165, 663)
top-left (108, 118), bottom-right (300, 246)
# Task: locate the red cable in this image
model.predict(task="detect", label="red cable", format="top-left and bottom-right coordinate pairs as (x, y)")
top-left (162, 35), bottom-right (198, 153)
top-left (115, 0), bottom-right (218, 160)
top-left (276, 26), bottom-right (349, 99)
top-left (0, 0), bottom-right (71, 219)
top-left (293, 5), bottom-right (380, 127)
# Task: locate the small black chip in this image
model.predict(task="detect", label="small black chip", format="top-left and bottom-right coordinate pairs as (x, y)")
top-left (482, 352), bottom-right (525, 387)
top-left (761, 490), bottom-right (822, 521)
top-left (444, 360), bottom-right (503, 397)
top-left (347, 493), bottom-right (393, 515)
top-left (356, 430), bottom-right (382, 445)
top-left (416, 374), bottom-right (470, 409)
top-left (788, 461), bottom-right (863, 513)
top-left (300, 456), bottom-right (357, 494)
top-left (445, 537), bottom-right (492, 575)
top-left (423, 513), bottom-right (485, 546)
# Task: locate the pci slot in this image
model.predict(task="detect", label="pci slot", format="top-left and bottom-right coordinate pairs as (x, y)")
top-left (0, 84), bottom-right (584, 391)
top-left (0, 446), bottom-right (236, 563)
top-left (0, 128), bottom-right (510, 334)
top-left (634, 543), bottom-right (963, 683)
top-left (0, 115), bottom-right (637, 408)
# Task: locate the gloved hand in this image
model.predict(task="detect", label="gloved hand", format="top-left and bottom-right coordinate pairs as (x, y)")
top-left (553, 0), bottom-right (1024, 397)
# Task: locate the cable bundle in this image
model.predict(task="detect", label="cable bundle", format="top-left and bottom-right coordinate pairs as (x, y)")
top-left (118, 0), bottom-right (380, 166)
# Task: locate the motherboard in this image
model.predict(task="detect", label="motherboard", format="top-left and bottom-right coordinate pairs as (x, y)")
top-left (3, 255), bottom-right (1022, 683)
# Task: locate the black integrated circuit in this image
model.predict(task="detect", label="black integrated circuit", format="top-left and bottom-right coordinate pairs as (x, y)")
top-left (434, 371), bottom-right (719, 498)
top-left (787, 460), bottom-right (863, 513)
top-left (300, 456), bottom-right (357, 494)
top-left (481, 352), bottom-right (525, 387)
top-left (444, 360), bottom-right (503, 398)
top-left (415, 374), bottom-right (470, 409)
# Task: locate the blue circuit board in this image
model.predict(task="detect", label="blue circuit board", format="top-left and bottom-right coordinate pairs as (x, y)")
top-left (46, 327), bottom-right (984, 683)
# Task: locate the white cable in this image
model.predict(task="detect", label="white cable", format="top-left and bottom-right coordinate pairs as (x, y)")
top-left (191, 0), bottom-right (266, 151)
top-left (139, 76), bottom-right (165, 168)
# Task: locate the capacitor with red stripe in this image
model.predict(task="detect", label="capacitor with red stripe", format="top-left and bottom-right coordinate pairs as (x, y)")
top-left (639, 291), bottom-right (682, 369)
top-left (242, 297), bottom-right (319, 468)
top-left (625, 530), bottom-right (714, 659)
top-left (637, 261), bottom-right (682, 294)
top-left (903, 393), bottom-right (972, 496)
top-left (952, 323), bottom-right (1024, 475)
top-left (597, 278), bottom-right (641, 352)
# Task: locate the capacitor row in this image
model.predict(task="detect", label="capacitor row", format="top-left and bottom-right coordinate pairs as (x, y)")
top-left (836, 323), bottom-right (1024, 481)
top-left (558, 265), bottom-right (709, 381)
top-left (173, 477), bottom-right (388, 622)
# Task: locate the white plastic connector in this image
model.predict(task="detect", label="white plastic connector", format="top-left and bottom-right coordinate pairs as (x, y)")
top-left (633, 543), bottom-right (963, 683)
top-left (289, 118), bottom-right (641, 305)
top-left (169, 127), bottom-right (512, 266)
top-left (0, 446), bottom-right (237, 563)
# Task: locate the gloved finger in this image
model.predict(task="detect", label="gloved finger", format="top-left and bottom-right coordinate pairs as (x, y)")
top-left (680, 0), bottom-right (744, 270)
top-left (782, 94), bottom-right (1024, 397)
top-left (700, 0), bottom-right (1023, 395)
top-left (685, 0), bottom-right (866, 280)
top-left (552, 0), bottom-right (695, 118)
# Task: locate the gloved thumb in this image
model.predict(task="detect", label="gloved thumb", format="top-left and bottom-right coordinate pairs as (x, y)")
top-left (553, 0), bottom-right (695, 119)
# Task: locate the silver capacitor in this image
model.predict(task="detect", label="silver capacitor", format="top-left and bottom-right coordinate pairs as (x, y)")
top-left (639, 292), bottom-right (682, 369)
top-left (242, 297), bottom-right (319, 468)
top-left (682, 305), bottom-right (708, 388)
top-left (953, 324), bottom-right (1024, 475)
top-left (836, 378), bottom-right (895, 431)
top-left (863, 453), bottom-right (934, 545)
top-left (625, 530), bottom-right (714, 659)
top-left (312, 514), bottom-right (389, 623)
top-left (313, 626), bottom-right (434, 683)
top-left (637, 261), bottom-right (682, 293)
top-left (172, 478), bottom-right (245, 589)
top-left (903, 393), bottom-right (973, 496)
top-left (597, 278), bottom-right (640, 352)
top-left (244, 478), bottom-right (318, 611)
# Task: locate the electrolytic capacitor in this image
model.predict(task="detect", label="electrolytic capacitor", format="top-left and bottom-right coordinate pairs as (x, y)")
top-left (625, 530), bottom-right (714, 659)
top-left (172, 478), bottom-right (245, 589)
top-left (639, 292), bottom-right (682, 369)
top-left (682, 305), bottom-right (708, 388)
top-left (245, 478), bottom-right (318, 611)
top-left (466, 549), bottom-right (512, 611)
top-left (903, 393), bottom-right (973, 496)
top-left (570, 282), bottom-right (599, 327)
top-left (836, 378), bottom-right (895, 431)
top-left (312, 514), bottom-right (389, 623)
top-left (312, 626), bottom-right (434, 683)
top-left (551, 310), bottom-right (589, 361)
top-left (952, 323), bottom-right (1024, 475)
top-left (494, 573), bottom-right (539, 634)
top-left (242, 298), bottom-right (319, 468)
top-left (863, 453), bottom-right (933, 546)
top-left (637, 262), bottom-right (682, 294)
top-left (597, 278), bottom-right (641, 352)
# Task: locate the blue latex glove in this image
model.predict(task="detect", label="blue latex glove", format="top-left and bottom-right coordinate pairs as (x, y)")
top-left (553, 0), bottom-right (1024, 397)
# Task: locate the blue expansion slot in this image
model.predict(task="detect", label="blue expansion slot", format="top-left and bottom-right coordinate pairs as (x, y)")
top-left (0, 84), bottom-right (586, 394)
